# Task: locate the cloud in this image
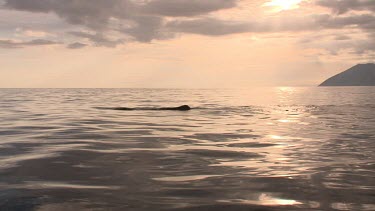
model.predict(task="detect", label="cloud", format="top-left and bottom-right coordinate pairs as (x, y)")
top-left (122, 15), bottom-right (171, 42)
top-left (0, 39), bottom-right (59, 48)
top-left (1, 0), bottom-right (374, 57)
top-left (302, 33), bottom-right (375, 56)
top-left (141, 0), bottom-right (237, 17)
top-left (3, 0), bottom-right (239, 44)
top-left (68, 31), bottom-right (123, 47)
top-left (66, 42), bottom-right (87, 49)
top-left (166, 18), bottom-right (252, 36)
top-left (334, 35), bottom-right (351, 40)
top-left (314, 14), bottom-right (375, 31)
top-left (4, 0), bottom-right (129, 30)
top-left (316, 0), bottom-right (375, 14)
top-left (296, 13), bottom-right (375, 54)
top-left (15, 28), bottom-right (51, 38)
top-left (164, 13), bottom-right (375, 36)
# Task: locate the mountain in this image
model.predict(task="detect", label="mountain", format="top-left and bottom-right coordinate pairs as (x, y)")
top-left (319, 63), bottom-right (375, 86)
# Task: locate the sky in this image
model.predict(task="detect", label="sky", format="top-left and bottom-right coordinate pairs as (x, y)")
top-left (0, 0), bottom-right (374, 88)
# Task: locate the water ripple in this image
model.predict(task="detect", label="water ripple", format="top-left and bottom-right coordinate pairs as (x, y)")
top-left (0, 88), bottom-right (374, 210)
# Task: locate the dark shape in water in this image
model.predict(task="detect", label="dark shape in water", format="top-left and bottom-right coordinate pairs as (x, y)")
top-left (113, 105), bottom-right (191, 111)
top-left (319, 63), bottom-right (375, 86)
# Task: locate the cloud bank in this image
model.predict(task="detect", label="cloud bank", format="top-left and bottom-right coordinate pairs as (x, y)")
top-left (3, 0), bottom-right (240, 44)
top-left (317, 0), bottom-right (375, 14)
top-left (0, 0), bottom-right (374, 56)
top-left (0, 39), bottom-right (59, 48)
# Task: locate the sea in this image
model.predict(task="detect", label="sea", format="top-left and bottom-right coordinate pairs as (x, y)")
top-left (0, 87), bottom-right (374, 211)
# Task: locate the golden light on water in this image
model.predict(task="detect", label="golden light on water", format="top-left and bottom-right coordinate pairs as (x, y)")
top-left (263, 0), bottom-right (303, 11)
top-left (219, 193), bottom-right (302, 206)
top-left (258, 193), bottom-right (302, 206)
top-left (278, 119), bottom-right (292, 123)
top-left (269, 135), bottom-right (285, 140)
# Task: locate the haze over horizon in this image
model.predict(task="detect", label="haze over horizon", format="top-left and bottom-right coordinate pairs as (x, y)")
top-left (0, 0), bottom-right (374, 88)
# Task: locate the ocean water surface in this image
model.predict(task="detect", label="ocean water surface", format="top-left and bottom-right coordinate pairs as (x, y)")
top-left (0, 88), bottom-right (374, 210)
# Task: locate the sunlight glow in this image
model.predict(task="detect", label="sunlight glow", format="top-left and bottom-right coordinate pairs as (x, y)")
top-left (258, 193), bottom-right (302, 206)
top-left (269, 135), bottom-right (285, 140)
top-left (218, 193), bottom-right (302, 206)
top-left (263, 0), bottom-right (303, 12)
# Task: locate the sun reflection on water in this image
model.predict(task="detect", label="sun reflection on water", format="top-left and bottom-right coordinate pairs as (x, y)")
top-left (269, 135), bottom-right (285, 140)
top-left (219, 193), bottom-right (302, 206)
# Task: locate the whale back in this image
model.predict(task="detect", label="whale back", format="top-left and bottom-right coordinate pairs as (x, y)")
top-left (176, 105), bottom-right (191, 111)
top-left (102, 105), bottom-right (191, 111)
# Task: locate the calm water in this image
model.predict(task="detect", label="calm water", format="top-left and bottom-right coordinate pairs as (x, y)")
top-left (0, 88), bottom-right (374, 211)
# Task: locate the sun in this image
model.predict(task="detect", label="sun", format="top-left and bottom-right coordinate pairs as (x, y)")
top-left (263, 0), bottom-right (303, 12)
